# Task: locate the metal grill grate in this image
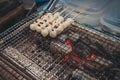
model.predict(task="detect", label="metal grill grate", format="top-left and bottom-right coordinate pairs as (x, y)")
top-left (0, 56), bottom-right (32, 80)
top-left (2, 28), bottom-right (74, 80)
top-left (0, 7), bottom-right (120, 80)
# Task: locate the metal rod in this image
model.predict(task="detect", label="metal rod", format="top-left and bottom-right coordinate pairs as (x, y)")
top-left (63, 9), bottom-right (74, 18)
top-left (46, 55), bottom-right (62, 70)
top-left (54, 63), bottom-right (66, 75)
top-left (53, 6), bottom-right (67, 14)
top-left (59, 7), bottom-right (68, 14)
top-left (50, 58), bottom-right (64, 74)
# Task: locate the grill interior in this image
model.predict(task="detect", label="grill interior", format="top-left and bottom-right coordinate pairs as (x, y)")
top-left (0, 7), bottom-right (120, 80)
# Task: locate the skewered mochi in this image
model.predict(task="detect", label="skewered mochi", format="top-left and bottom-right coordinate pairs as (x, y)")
top-left (40, 22), bottom-right (47, 28)
top-left (49, 29), bottom-right (57, 38)
top-left (36, 19), bottom-right (41, 23)
top-left (35, 24), bottom-right (42, 32)
top-left (66, 18), bottom-right (74, 23)
top-left (62, 21), bottom-right (69, 29)
top-left (46, 13), bottom-right (53, 17)
top-left (30, 23), bottom-right (38, 31)
top-left (41, 16), bottom-right (48, 21)
top-left (52, 20), bottom-right (59, 27)
top-left (37, 19), bottom-right (46, 26)
top-left (62, 18), bottom-right (74, 29)
top-left (48, 17), bottom-right (55, 23)
top-left (42, 16), bottom-right (54, 24)
top-left (42, 13), bottom-right (53, 20)
top-left (56, 16), bottom-right (64, 24)
top-left (46, 25), bottom-right (52, 32)
top-left (56, 25), bottom-right (64, 34)
top-left (41, 28), bottom-right (49, 37)
top-left (42, 13), bottom-right (52, 18)
top-left (53, 16), bottom-right (64, 26)
top-left (35, 21), bottom-right (46, 32)
top-left (47, 12), bottom-right (60, 23)
top-left (53, 12), bottom-right (60, 19)
top-left (41, 13), bottom-right (53, 24)
top-left (30, 12), bottom-right (74, 38)
top-left (59, 22), bottom-right (66, 29)
top-left (43, 17), bottom-right (54, 24)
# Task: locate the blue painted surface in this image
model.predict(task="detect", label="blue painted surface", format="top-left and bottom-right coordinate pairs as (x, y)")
top-left (34, 0), bottom-right (50, 3)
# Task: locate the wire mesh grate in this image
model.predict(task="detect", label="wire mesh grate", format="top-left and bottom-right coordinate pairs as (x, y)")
top-left (0, 56), bottom-right (31, 80)
top-left (0, 7), bottom-right (120, 80)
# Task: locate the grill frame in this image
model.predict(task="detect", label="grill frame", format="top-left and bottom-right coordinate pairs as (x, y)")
top-left (0, 6), bottom-right (120, 80)
top-left (0, 53), bottom-right (35, 80)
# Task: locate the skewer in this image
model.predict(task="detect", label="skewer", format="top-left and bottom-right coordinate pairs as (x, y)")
top-left (30, 22), bottom-right (38, 31)
top-left (53, 6), bottom-right (68, 14)
top-left (46, 55), bottom-right (62, 70)
top-left (41, 28), bottom-right (49, 37)
top-left (54, 63), bottom-right (67, 75)
top-left (52, 9), bottom-right (75, 26)
top-left (49, 29), bottom-right (57, 38)
top-left (41, 7), bottom-right (68, 23)
top-left (63, 9), bottom-right (74, 18)
top-left (58, 9), bottom-right (84, 30)
top-left (42, 7), bottom-right (71, 24)
top-left (72, 12), bottom-right (81, 19)
top-left (52, 9), bottom-right (78, 24)
top-left (52, 6), bottom-right (63, 14)
top-left (58, 65), bottom-right (70, 78)
top-left (50, 58), bottom-right (64, 74)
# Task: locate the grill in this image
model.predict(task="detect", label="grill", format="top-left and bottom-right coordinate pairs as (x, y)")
top-left (0, 54), bottom-right (33, 80)
top-left (0, 6), bottom-right (120, 80)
